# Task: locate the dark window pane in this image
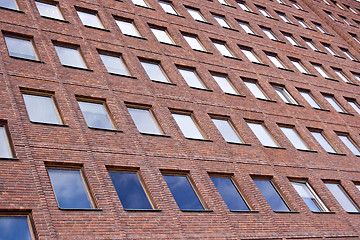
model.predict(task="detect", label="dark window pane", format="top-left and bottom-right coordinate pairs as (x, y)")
top-left (109, 171), bottom-right (153, 210)
top-left (254, 179), bottom-right (290, 211)
top-left (0, 216), bottom-right (32, 240)
top-left (48, 169), bottom-right (93, 209)
top-left (163, 175), bottom-right (204, 210)
top-left (211, 177), bottom-right (249, 211)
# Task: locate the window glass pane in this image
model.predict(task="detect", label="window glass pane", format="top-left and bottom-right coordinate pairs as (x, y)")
top-left (258, 8), bottom-right (271, 17)
top-left (109, 171), bottom-right (153, 210)
top-left (187, 8), bottom-right (206, 22)
top-left (280, 126), bottom-right (309, 150)
top-left (262, 29), bottom-right (277, 40)
top-left (342, 49), bottom-right (356, 61)
top-left (313, 65), bottom-right (330, 78)
top-left (23, 94), bottom-right (62, 124)
top-left (159, 1), bottom-right (177, 15)
top-left (325, 183), bottom-right (359, 212)
top-left (0, 126), bottom-right (13, 158)
top-left (338, 135), bottom-right (360, 156)
top-left (151, 28), bottom-right (175, 44)
top-left (324, 45), bottom-right (337, 56)
top-left (99, 54), bottom-right (130, 76)
top-left (4, 36), bottom-right (37, 61)
top-left (178, 68), bottom-right (206, 89)
top-left (47, 168), bottom-right (93, 209)
top-left (304, 40), bottom-right (318, 51)
top-left (0, 0), bottom-right (18, 10)
top-left (299, 91), bottom-right (321, 108)
top-left (244, 81), bottom-right (267, 99)
top-left (54, 45), bottom-right (86, 69)
top-left (77, 11), bottom-right (104, 29)
top-left (334, 70), bottom-right (349, 83)
top-left (127, 107), bottom-right (163, 134)
top-left (214, 16), bottom-right (230, 28)
top-left (237, 2), bottom-right (250, 11)
top-left (183, 35), bottom-right (206, 51)
top-left (241, 49), bottom-right (260, 63)
top-left (211, 177), bottom-right (249, 211)
top-left (310, 131), bottom-right (336, 153)
top-left (284, 35), bottom-right (298, 46)
top-left (35, 1), bottom-right (63, 20)
top-left (132, 0), bottom-right (149, 7)
top-left (239, 22), bottom-right (254, 34)
top-left (212, 118), bottom-right (243, 143)
top-left (115, 20), bottom-right (141, 37)
top-left (141, 61), bottom-right (169, 83)
top-left (254, 179), bottom-right (290, 211)
top-left (172, 113), bottom-right (204, 139)
top-left (324, 96), bottom-right (344, 112)
top-left (291, 60), bottom-right (308, 74)
top-left (213, 42), bottom-right (234, 57)
top-left (212, 75), bottom-right (238, 95)
top-left (278, 13), bottom-right (290, 23)
top-left (78, 101), bottom-right (115, 130)
top-left (163, 174), bottom-right (204, 210)
top-left (247, 122), bottom-right (279, 147)
top-left (274, 86), bottom-right (297, 104)
top-left (0, 216), bottom-right (33, 240)
top-left (292, 182), bottom-right (327, 212)
top-left (267, 55), bottom-right (285, 68)
top-left (315, 24), bottom-right (326, 33)
top-left (348, 101), bottom-right (360, 115)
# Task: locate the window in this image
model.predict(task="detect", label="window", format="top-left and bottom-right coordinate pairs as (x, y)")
top-left (172, 112), bottom-right (205, 139)
top-left (325, 183), bottom-right (359, 212)
top-left (0, 125), bottom-right (14, 158)
top-left (108, 170), bottom-right (153, 210)
top-left (35, 1), bottom-right (64, 20)
top-left (314, 23), bottom-right (327, 33)
top-left (211, 176), bottom-right (250, 211)
top-left (279, 126), bottom-right (309, 150)
top-left (213, 15), bottom-right (231, 28)
top-left (313, 64), bottom-right (331, 78)
top-left (253, 179), bottom-right (290, 211)
top-left (299, 90), bottom-right (322, 109)
top-left (322, 44), bottom-right (338, 56)
top-left (333, 69), bottom-right (350, 83)
top-left (244, 81), bottom-right (268, 100)
top-left (341, 48), bottom-right (357, 61)
top-left (77, 9), bottom-right (104, 29)
top-left (159, 1), bottom-right (178, 15)
top-left (237, 2), bottom-right (251, 11)
top-left (4, 36), bottom-right (38, 61)
top-left (77, 100), bottom-right (115, 130)
top-left (150, 27), bottom-right (176, 45)
top-left (323, 95), bottom-right (345, 113)
top-left (22, 92), bottom-right (62, 124)
top-left (303, 38), bottom-right (319, 51)
top-left (266, 54), bottom-right (287, 69)
top-left (337, 134), bottom-right (360, 156)
top-left (325, 11), bottom-right (337, 21)
top-left (178, 68), bottom-right (206, 89)
top-left (186, 7), bottom-right (207, 22)
top-left (284, 34), bottom-right (300, 46)
top-left (310, 130), bottom-right (337, 153)
top-left (211, 117), bottom-right (244, 143)
top-left (351, 33), bottom-right (360, 44)
top-left (347, 99), bottom-right (360, 115)
top-left (290, 1), bottom-right (303, 9)
top-left (295, 18), bottom-right (310, 29)
top-left (163, 174), bottom-right (205, 210)
top-left (291, 181), bottom-right (328, 212)
top-left (0, 215), bottom-right (35, 239)
top-left (257, 7), bottom-right (272, 18)
top-left (238, 22), bottom-right (255, 34)
top-left (115, 19), bottom-right (142, 38)
top-left (131, 0), bottom-right (150, 8)
top-left (140, 60), bottom-right (170, 83)
top-left (291, 59), bottom-right (309, 74)
top-left (340, 16), bottom-right (350, 25)
top-left (182, 34), bottom-right (207, 52)
top-left (353, 72), bottom-right (360, 82)
top-left (240, 48), bottom-right (261, 64)
top-left (0, 0), bottom-right (18, 10)
top-left (345, 5), bottom-right (357, 14)
top-left (212, 41), bottom-right (235, 58)
top-left (277, 12), bottom-right (292, 23)
top-left (261, 28), bottom-right (278, 41)
top-left (99, 53), bottom-right (131, 76)
top-left (212, 74), bottom-right (238, 95)
top-left (246, 121), bottom-right (279, 147)
top-left (273, 85), bottom-right (298, 104)
top-left (47, 168), bottom-right (95, 209)
top-left (54, 45), bottom-right (87, 69)
top-left (218, 0), bottom-right (230, 5)
top-left (127, 106), bottom-right (163, 135)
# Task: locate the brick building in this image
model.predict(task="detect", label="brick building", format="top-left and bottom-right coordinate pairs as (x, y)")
top-left (0, 0), bottom-right (360, 238)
